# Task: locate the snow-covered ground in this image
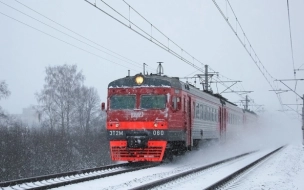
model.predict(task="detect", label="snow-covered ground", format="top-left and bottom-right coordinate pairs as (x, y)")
top-left (54, 115), bottom-right (304, 190)
top-left (225, 144), bottom-right (304, 190)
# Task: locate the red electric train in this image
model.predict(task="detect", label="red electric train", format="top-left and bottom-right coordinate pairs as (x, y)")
top-left (102, 71), bottom-right (257, 162)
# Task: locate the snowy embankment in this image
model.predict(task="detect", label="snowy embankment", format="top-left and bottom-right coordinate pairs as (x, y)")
top-left (226, 143), bottom-right (304, 190)
top-left (54, 143), bottom-right (304, 190)
top-left (54, 114), bottom-right (303, 190)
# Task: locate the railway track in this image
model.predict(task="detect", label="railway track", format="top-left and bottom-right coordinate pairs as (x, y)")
top-left (130, 146), bottom-right (284, 190)
top-left (0, 162), bottom-right (159, 190)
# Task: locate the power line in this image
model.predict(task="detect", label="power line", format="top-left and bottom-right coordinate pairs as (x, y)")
top-left (212, 0), bottom-right (285, 110)
top-left (0, 11), bottom-right (141, 72)
top-left (84, 0), bottom-right (255, 104)
top-left (286, 0), bottom-right (300, 114)
top-left (11, 0), bottom-right (156, 71)
top-left (286, 0), bottom-right (296, 77)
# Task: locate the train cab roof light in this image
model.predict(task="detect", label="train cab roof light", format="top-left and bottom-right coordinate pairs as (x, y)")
top-left (135, 74), bottom-right (144, 85)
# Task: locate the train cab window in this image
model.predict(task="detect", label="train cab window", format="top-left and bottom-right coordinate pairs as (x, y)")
top-left (171, 96), bottom-right (181, 111)
top-left (140, 95), bottom-right (166, 109)
top-left (110, 95), bottom-right (136, 110)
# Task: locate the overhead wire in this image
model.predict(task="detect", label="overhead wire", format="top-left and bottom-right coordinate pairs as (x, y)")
top-left (286, 0), bottom-right (299, 114)
top-left (0, 11), bottom-right (140, 72)
top-left (84, 0), bottom-right (255, 105)
top-left (12, 0), bottom-right (154, 71)
top-left (286, 0), bottom-right (296, 77)
top-left (123, 0), bottom-right (260, 107)
top-left (212, 0), bottom-right (285, 110)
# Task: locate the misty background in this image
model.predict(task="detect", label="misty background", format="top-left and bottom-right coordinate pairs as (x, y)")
top-left (0, 0), bottom-right (303, 182)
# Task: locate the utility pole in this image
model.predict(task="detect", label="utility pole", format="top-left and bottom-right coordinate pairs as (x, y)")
top-left (245, 95), bottom-right (250, 110)
top-left (205, 65), bottom-right (208, 91)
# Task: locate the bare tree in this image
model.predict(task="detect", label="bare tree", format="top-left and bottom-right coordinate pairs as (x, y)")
top-left (0, 80), bottom-right (11, 119)
top-left (74, 86), bottom-right (100, 133)
top-left (36, 64), bottom-right (84, 133)
top-left (0, 81), bottom-right (11, 100)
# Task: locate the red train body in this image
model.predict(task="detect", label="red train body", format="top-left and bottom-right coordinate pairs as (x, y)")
top-left (104, 73), bottom-right (256, 162)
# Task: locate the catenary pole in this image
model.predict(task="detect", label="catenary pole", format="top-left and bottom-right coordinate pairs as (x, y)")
top-left (205, 65), bottom-right (208, 91)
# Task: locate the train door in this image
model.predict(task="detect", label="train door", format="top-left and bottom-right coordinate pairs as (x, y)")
top-left (223, 108), bottom-right (227, 136)
top-left (185, 96), bottom-right (192, 148)
top-left (219, 107), bottom-right (222, 137)
top-left (219, 106), bottom-right (227, 140)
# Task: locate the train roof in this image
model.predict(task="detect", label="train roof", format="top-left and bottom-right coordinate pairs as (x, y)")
top-left (108, 74), bottom-right (182, 89)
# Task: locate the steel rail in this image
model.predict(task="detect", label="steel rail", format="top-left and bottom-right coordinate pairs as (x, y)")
top-left (204, 146), bottom-right (284, 190)
top-left (131, 151), bottom-right (254, 190)
top-left (1, 162), bottom-right (159, 189)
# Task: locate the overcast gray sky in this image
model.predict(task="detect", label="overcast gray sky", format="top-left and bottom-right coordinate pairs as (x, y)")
top-left (0, 0), bottom-right (303, 125)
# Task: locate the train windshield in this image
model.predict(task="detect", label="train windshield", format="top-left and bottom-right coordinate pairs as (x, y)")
top-left (110, 95), bottom-right (136, 110)
top-left (140, 95), bottom-right (166, 109)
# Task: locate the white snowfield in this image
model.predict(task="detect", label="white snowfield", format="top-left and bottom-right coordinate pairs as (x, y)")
top-left (54, 117), bottom-right (304, 190)
top-left (225, 144), bottom-right (304, 190)
top-left (53, 143), bottom-right (304, 190)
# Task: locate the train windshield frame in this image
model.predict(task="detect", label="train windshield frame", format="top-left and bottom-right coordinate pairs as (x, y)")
top-left (110, 95), bottom-right (136, 110)
top-left (140, 95), bottom-right (166, 109)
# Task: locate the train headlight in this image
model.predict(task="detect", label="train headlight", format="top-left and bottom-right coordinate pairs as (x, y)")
top-left (153, 119), bottom-right (166, 128)
top-left (109, 121), bottom-right (120, 128)
top-left (135, 75), bottom-right (144, 85)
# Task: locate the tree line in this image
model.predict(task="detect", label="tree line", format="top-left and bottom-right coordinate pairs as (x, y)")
top-left (0, 64), bottom-right (111, 182)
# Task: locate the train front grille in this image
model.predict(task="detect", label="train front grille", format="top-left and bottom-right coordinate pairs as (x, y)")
top-left (110, 141), bottom-right (166, 162)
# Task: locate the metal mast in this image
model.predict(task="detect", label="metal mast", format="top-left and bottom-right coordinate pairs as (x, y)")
top-left (205, 65), bottom-right (208, 91)
top-left (245, 95), bottom-right (250, 110)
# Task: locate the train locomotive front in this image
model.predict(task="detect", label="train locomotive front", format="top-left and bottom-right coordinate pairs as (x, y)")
top-left (105, 74), bottom-right (183, 162)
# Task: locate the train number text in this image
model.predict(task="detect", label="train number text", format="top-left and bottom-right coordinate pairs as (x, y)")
top-left (109, 130), bottom-right (124, 136)
top-left (152, 130), bottom-right (164, 136)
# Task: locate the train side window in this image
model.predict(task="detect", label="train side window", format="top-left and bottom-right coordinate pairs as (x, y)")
top-left (204, 106), bottom-right (208, 121)
top-left (228, 114), bottom-right (231, 124)
top-left (172, 96), bottom-right (177, 110)
top-left (195, 103), bottom-right (200, 118)
top-left (177, 97), bottom-right (181, 110)
top-left (205, 107), bottom-right (208, 120)
top-left (172, 96), bottom-right (181, 111)
top-left (211, 108), bottom-right (213, 122)
top-left (200, 105), bottom-right (204, 120)
top-left (193, 102), bottom-right (196, 118)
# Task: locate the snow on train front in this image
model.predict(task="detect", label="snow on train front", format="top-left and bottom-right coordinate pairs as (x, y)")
top-left (103, 74), bottom-right (178, 162)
